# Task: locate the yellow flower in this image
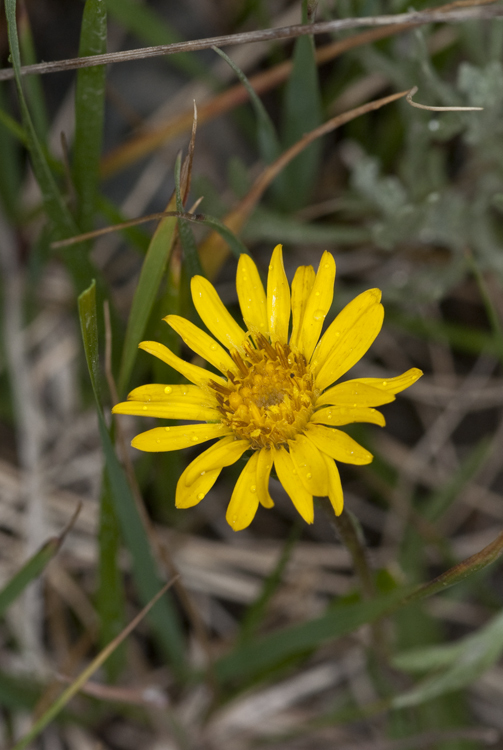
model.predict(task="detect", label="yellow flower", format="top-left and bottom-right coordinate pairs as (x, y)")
top-left (113, 246), bottom-right (422, 531)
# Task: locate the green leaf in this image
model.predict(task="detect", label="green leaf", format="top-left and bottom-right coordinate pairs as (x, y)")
top-left (213, 46), bottom-right (280, 165)
top-left (79, 281), bottom-right (186, 674)
top-left (216, 586), bottom-right (410, 684)
top-left (117, 194), bottom-right (178, 395)
top-left (4, 0), bottom-right (95, 291)
top-left (0, 538), bottom-right (60, 617)
top-left (105, 0), bottom-right (209, 80)
top-left (73, 0), bottom-right (107, 231)
top-left (97, 472), bottom-right (126, 681)
top-left (277, 32), bottom-right (323, 209)
top-left (392, 608), bottom-right (503, 708)
top-left (174, 153), bottom-right (203, 278)
top-left (244, 207), bottom-right (372, 245)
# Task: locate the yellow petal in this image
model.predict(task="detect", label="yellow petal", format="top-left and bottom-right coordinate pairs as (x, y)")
top-left (313, 290), bottom-right (384, 391)
top-left (139, 341), bottom-right (226, 389)
top-left (191, 275), bottom-right (247, 352)
top-left (288, 433), bottom-right (328, 496)
top-left (357, 367), bottom-right (423, 394)
top-left (236, 254), bottom-right (268, 335)
top-left (165, 315), bottom-right (236, 374)
top-left (176, 467), bottom-right (221, 508)
top-left (127, 383), bottom-right (215, 403)
top-left (306, 424), bottom-right (373, 465)
top-left (316, 381), bottom-right (395, 408)
top-left (273, 446), bottom-right (314, 524)
top-left (289, 265), bottom-right (315, 349)
top-left (113, 399), bottom-right (221, 421)
top-left (256, 448), bottom-right (274, 508)
top-left (184, 436), bottom-right (250, 486)
top-left (312, 406), bottom-right (385, 427)
top-left (298, 251), bottom-right (336, 362)
top-left (131, 422), bottom-right (230, 452)
top-left (226, 452), bottom-right (261, 531)
top-left (321, 453), bottom-right (344, 516)
top-left (267, 244), bottom-right (290, 343)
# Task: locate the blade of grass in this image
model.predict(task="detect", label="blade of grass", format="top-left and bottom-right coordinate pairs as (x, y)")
top-left (0, 503), bottom-right (80, 617)
top-left (73, 0), bottom-right (107, 232)
top-left (276, 7), bottom-right (323, 209)
top-left (97, 472), bottom-right (125, 681)
top-left (174, 152), bottom-right (203, 278)
top-left (12, 578), bottom-right (177, 750)
top-left (105, 0), bottom-right (210, 80)
top-left (212, 46), bottom-right (281, 164)
top-left (117, 195), bottom-right (178, 395)
top-left (4, 0), bottom-right (96, 291)
top-left (79, 281), bottom-right (186, 673)
top-left (18, 4), bottom-right (49, 140)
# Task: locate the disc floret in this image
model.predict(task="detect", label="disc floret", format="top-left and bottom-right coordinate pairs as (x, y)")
top-left (209, 333), bottom-right (316, 449)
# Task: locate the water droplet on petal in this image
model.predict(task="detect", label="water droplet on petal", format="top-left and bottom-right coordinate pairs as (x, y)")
top-left (197, 492), bottom-right (205, 500)
top-left (200, 470), bottom-right (206, 476)
top-left (382, 381), bottom-right (387, 387)
top-left (156, 439), bottom-right (161, 444)
top-left (165, 426), bottom-right (170, 432)
top-left (306, 472), bottom-right (312, 479)
top-left (313, 309), bottom-right (325, 322)
top-left (142, 405), bottom-right (148, 410)
top-left (164, 386), bottom-right (172, 394)
top-left (192, 436), bottom-right (199, 442)
top-left (210, 344), bottom-right (217, 351)
top-left (250, 485), bottom-right (256, 493)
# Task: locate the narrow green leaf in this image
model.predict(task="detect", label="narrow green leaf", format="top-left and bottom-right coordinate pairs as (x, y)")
top-left (175, 153), bottom-right (203, 278)
top-left (105, 0), bottom-right (209, 80)
top-left (193, 213), bottom-right (251, 259)
top-left (18, 7), bottom-right (49, 140)
top-left (117, 195), bottom-right (178, 395)
top-left (213, 46), bottom-right (280, 165)
top-left (97, 472), bottom-right (125, 681)
top-left (244, 207), bottom-right (372, 245)
top-left (277, 31), bottom-right (323, 209)
top-left (73, 0), bottom-right (107, 231)
top-left (4, 0), bottom-right (95, 291)
top-left (216, 586), bottom-right (410, 684)
top-left (79, 282), bottom-right (186, 673)
top-left (0, 539), bottom-right (60, 617)
top-left (392, 608), bottom-right (503, 708)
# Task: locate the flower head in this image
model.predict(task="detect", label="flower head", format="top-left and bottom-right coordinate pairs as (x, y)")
top-left (113, 246), bottom-right (422, 530)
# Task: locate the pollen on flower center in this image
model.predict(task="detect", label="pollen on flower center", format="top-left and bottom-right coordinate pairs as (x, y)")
top-left (208, 333), bottom-right (317, 449)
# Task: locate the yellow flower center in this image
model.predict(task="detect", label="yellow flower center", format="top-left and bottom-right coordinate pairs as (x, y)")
top-left (209, 334), bottom-right (317, 449)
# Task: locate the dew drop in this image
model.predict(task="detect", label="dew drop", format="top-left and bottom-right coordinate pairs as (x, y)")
top-left (200, 470), bottom-right (206, 476)
top-left (382, 381), bottom-right (387, 387)
top-left (142, 405), bottom-right (148, 410)
top-left (210, 344), bottom-right (218, 351)
top-left (197, 492), bottom-right (205, 500)
top-left (165, 426), bottom-right (170, 432)
top-left (164, 386), bottom-right (172, 394)
top-left (192, 436), bottom-right (199, 442)
top-left (313, 309), bottom-right (325, 321)
top-left (156, 439), bottom-right (161, 444)
top-left (306, 472), bottom-right (312, 479)
top-left (250, 485), bottom-right (257, 493)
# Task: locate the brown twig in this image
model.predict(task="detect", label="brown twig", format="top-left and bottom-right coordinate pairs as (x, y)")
top-left (0, 5), bottom-right (501, 81)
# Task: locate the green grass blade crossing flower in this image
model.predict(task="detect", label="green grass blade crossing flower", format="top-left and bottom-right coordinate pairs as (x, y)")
top-left (79, 281), bottom-right (186, 674)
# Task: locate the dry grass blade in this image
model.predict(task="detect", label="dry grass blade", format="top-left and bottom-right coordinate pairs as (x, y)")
top-left (406, 85), bottom-right (484, 111)
top-left (12, 577), bottom-right (178, 750)
top-left (199, 89), bottom-right (411, 278)
top-left (0, 5), bottom-right (501, 81)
